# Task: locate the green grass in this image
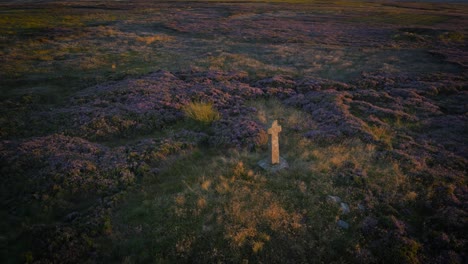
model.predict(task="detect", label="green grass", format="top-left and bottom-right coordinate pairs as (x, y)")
top-left (349, 12), bottom-right (451, 26)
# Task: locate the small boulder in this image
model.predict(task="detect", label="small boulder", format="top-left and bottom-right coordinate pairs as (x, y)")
top-left (358, 204), bottom-right (366, 211)
top-left (340, 202), bottom-right (350, 214)
top-left (65, 211), bottom-right (80, 222)
top-left (337, 220), bottom-right (350, 229)
top-left (327, 195), bottom-right (341, 203)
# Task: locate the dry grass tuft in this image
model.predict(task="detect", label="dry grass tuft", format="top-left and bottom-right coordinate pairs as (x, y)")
top-left (439, 31), bottom-right (464, 43)
top-left (182, 102), bottom-right (221, 124)
top-left (367, 124), bottom-right (394, 148)
top-left (136, 34), bottom-right (174, 44)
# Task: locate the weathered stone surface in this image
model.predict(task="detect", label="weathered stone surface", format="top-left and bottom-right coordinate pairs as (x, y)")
top-left (340, 202), bottom-right (351, 214)
top-left (268, 120), bottom-right (282, 164)
top-left (358, 204), bottom-right (366, 211)
top-left (337, 220), bottom-right (350, 229)
top-left (258, 157), bottom-right (289, 173)
top-left (259, 120), bottom-right (288, 172)
top-left (327, 195), bottom-right (342, 204)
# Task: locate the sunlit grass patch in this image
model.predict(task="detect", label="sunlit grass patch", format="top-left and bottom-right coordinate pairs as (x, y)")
top-left (182, 102), bottom-right (221, 124)
top-left (306, 139), bottom-right (376, 173)
top-left (184, 161), bottom-right (304, 253)
top-left (367, 124), bottom-right (394, 148)
top-left (110, 147), bottom-right (354, 262)
top-left (204, 52), bottom-right (294, 78)
top-left (78, 55), bottom-right (109, 71)
top-left (297, 137), bottom-right (408, 204)
top-left (248, 98), bottom-right (315, 133)
top-left (249, 98), bottom-right (409, 196)
top-left (136, 34), bottom-right (174, 44)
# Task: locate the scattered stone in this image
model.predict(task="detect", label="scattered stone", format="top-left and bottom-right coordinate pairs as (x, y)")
top-left (358, 203), bottom-right (366, 211)
top-left (337, 220), bottom-right (350, 229)
top-left (149, 168), bottom-right (161, 174)
top-left (65, 211), bottom-right (80, 222)
top-left (327, 196), bottom-right (350, 214)
top-left (340, 202), bottom-right (350, 214)
top-left (258, 157), bottom-right (289, 173)
top-left (202, 224), bottom-right (213, 232)
top-left (327, 195), bottom-right (341, 204)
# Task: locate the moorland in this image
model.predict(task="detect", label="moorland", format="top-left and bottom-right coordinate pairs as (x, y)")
top-left (0, 0), bottom-right (467, 263)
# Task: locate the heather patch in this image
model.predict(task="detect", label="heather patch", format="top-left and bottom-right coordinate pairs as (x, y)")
top-left (0, 133), bottom-right (198, 263)
top-left (22, 71), bottom-right (265, 149)
top-left (0, 134), bottom-right (128, 262)
top-left (0, 134), bottom-right (130, 206)
top-left (2, 69), bottom-right (467, 263)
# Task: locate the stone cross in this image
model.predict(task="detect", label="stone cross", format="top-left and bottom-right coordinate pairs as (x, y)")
top-left (268, 120), bottom-right (282, 165)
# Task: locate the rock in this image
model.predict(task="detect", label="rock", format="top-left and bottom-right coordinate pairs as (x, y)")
top-left (340, 202), bottom-right (350, 214)
top-left (202, 224), bottom-right (213, 232)
top-left (65, 211), bottom-right (80, 222)
top-left (337, 220), bottom-right (349, 229)
top-left (327, 195), bottom-right (341, 203)
top-left (258, 156), bottom-right (289, 173)
top-left (358, 204), bottom-right (366, 211)
top-left (150, 168), bottom-right (161, 174)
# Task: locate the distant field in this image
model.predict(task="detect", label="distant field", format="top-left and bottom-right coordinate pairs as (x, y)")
top-left (0, 1), bottom-right (466, 263)
top-left (1, 0), bottom-right (465, 100)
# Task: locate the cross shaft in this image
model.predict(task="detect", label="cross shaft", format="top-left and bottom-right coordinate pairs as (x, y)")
top-left (268, 120), bottom-right (282, 165)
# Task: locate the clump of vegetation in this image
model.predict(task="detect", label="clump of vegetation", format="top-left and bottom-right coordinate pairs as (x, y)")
top-left (392, 32), bottom-right (426, 42)
top-left (439, 31), bottom-right (464, 43)
top-left (136, 34), bottom-right (174, 44)
top-left (367, 124), bottom-right (394, 149)
top-left (182, 102), bottom-right (221, 124)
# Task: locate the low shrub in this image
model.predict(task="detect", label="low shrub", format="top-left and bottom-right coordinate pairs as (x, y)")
top-left (439, 32), bottom-right (464, 43)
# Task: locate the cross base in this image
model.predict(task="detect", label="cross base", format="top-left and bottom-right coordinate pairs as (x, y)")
top-left (258, 157), bottom-right (289, 173)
